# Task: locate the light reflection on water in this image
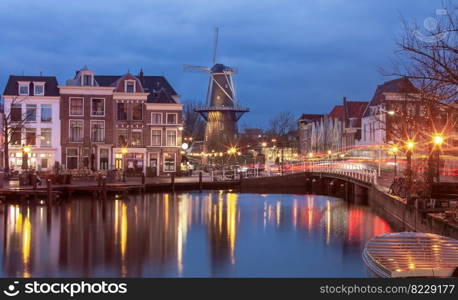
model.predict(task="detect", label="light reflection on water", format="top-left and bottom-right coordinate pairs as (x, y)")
top-left (0, 192), bottom-right (392, 277)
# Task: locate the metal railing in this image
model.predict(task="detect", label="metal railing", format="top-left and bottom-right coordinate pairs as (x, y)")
top-left (209, 160), bottom-right (378, 185)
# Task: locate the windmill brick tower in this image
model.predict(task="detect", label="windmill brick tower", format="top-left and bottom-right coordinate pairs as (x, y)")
top-left (185, 28), bottom-right (249, 153)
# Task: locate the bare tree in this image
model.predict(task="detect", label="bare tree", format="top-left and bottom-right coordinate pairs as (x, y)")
top-left (2, 96), bottom-right (33, 173)
top-left (381, 2), bottom-right (458, 195)
top-left (267, 111), bottom-right (297, 141)
top-left (183, 100), bottom-right (206, 141)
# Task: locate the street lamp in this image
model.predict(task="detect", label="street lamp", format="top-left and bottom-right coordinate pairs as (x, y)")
top-left (431, 134), bottom-right (444, 184)
top-left (404, 139), bottom-right (415, 202)
top-left (433, 134), bottom-right (444, 146)
top-left (121, 147), bottom-right (128, 172)
top-left (22, 144), bottom-right (31, 171)
top-left (389, 145), bottom-right (399, 177)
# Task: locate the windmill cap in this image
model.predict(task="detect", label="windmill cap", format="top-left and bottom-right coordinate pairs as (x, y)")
top-left (211, 63), bottom-right (234, 73)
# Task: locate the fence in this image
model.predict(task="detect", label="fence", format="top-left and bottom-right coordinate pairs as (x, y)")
top-left (210, 160), bottom-right (378, 185)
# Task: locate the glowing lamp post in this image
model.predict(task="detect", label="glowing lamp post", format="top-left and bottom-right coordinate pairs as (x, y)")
top-left (22, 144), bottom-right (31, 171)
top-left (389, 145), bottom-right (399, 177)
top-left (431, 134), bottom-right (444, 183)
top-left (405, 140), bottom-right (415, 201)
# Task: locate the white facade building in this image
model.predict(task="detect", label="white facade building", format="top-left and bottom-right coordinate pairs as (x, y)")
top-left (3, 76), bottom-right (61, 172)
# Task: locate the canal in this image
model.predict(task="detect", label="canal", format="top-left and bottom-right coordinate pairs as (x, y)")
top-left (0, 191), bottom-right (393, 277)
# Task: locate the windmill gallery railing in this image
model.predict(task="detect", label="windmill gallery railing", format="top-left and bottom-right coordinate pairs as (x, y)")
top-left (210, 160), bottom-right (378, 185)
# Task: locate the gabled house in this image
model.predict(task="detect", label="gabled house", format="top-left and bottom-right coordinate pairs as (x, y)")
top-left (342, 98), bottom-right (368, 151)
top-left (3, 75), bottom-right (61, 172)
top-left (298, 114), bottom-right (323, 155)
top-left (360, 77), bottom-right (419, 146)
top-left (59, 66), bottom-right (115, 171)
top-left (59, 66), bottom-right (182, 175)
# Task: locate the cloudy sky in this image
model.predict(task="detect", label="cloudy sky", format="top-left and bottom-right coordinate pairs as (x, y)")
top-left (0, 0), bottom-right (445, 127)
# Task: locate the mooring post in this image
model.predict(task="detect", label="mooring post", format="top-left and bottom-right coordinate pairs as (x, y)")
top-left (199, 171), bottom-right (203, 192)
top-left (102, 176), bottom-right (107, 201)
top-left (122, 171), bottom-right (126, 183)
top-left (32, 174), bottom-right (37, 190)
top-left (46, 179), bottom-right (52, 205)
top-left (171, 173), bottom-right (175, 192)
top-left (97, 173), bottom-right (102, 187)
top-left (141, 172), bottom-right (145, 185)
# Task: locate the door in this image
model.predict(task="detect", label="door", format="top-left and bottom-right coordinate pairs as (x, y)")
top-left (149, 156), bottom-right (158, 177)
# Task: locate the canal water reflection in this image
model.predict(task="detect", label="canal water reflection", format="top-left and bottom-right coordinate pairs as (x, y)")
top-left (0, 192), bottom-right (392, 277)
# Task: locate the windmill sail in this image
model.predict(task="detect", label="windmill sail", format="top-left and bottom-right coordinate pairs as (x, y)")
top-left (186, 29), bottom-right (249, 153)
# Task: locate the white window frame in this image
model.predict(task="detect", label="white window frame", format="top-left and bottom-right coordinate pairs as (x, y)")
top-left (151, 128), bottom-right (162, 147)
top-left (163, 153), bottom-right (176, 172)
top-left (131, 129), bottom-right (143, 147)
top-left (166, 113), bottom-right (178, 125)
top-left (69, 97), bottom-right (84, 116)
top-left (18, 81), bottom-right (30, 96)
top-left (68, 119), bottom-right (84, 143)
top-left (33, 82), bottom-right (45, 96)
top-left (40, 104), bottom-right (52, 122)
top-left (151, 112), bottom-right (162, 124)
top-left (125, 80), bottom-right (136, 93)
top-left (82, 73), bottom-right (93, 86)
top-left (90, 120), bottom-right (105, 143)
top-left (66, 147), bottom-right (79, 169)
top-left (165, 129), bottom-right (177, 147)
top-left (40, 128), bottom-right (52, 147)
top-left (90, 97), bottom-right (105, 117)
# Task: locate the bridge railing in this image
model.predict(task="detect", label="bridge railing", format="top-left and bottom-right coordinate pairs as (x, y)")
top-left (209, 160), bottom-right (377, 184)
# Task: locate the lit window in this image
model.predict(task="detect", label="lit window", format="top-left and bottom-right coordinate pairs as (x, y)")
top-left (25, 128), bottom-right (36, 145)
top-left (131, 131), bottom-right (142, 147)
top-left (117, 129), bottom-right (128, 147)
top-left (163, 153), bottom-right (176, 172)
top-left (41, 128), bottom-right (52, 147)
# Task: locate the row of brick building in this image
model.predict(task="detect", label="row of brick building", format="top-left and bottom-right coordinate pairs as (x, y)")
top-left (2, 66), bottom-right (183, 176)
top-left (298, 77), bottom-right (458, 159)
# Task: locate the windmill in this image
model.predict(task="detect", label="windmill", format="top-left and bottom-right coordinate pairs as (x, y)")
top-left (184, 28), bottom-right (249, 153)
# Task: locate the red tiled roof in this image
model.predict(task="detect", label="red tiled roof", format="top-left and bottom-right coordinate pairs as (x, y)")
top-left (299, 114), bottom-right (323, 122)
top-left (346, 101), bottom-right (368, 118)
top-left (328, 105), bottom-right (344, 121)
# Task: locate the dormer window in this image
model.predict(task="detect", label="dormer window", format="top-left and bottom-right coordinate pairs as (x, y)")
top-left (34, 82), bottom-right (45, 96)
top-left (83, 74), bottom-right (93, 86)
top-left (18, 82), bottom-right (30, 96)
top-left (125, 80), bottom-right (136, 93)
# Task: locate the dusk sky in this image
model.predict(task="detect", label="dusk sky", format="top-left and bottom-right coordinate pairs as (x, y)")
top-left (0, 0), bottom-right (445, 127)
